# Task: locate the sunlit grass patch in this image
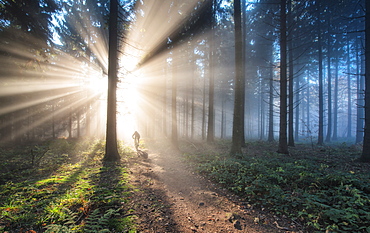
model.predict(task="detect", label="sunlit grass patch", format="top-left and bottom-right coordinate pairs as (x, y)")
top-left (35, 176), bottom-right (68, 187)
top-left (0, 139), bottom-right (137, 232)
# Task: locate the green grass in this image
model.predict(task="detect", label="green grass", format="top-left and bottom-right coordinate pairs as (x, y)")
top-left (181, 140), bottom-right (370, 233)
top-left (0, 139), bottom-right (137, 232)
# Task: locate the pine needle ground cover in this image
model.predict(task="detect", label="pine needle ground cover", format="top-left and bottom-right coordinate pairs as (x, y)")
top-left (181, 140), bottom-right (370, 233)
top-left (0, 139), bottom-right (137, 232)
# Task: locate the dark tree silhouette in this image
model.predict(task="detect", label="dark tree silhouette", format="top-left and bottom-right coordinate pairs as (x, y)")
top-left (277, 0), bottom-right (289, 154)
top-left (0, 0), bottom-right (58, 47)
top-left (317, 1), bottom-right (324, 146)
top-left (104, 0), bottom-right (120, 161)
top-left (287, 0), bottom-right (294, 147)
top-left (171, 47), bottom-right (179, 150)
top-left (361, 0), bottom-right (370, 162)
top-left (207, 0), bottom-right (215, 143)
top-left (231, 0), bottom-right (244, 155)
top-left (325, 14), bottom-right (332, 143)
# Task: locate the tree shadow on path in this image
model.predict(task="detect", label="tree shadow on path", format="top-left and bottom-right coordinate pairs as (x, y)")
top-left (128, 155), bottom-right (181, 232)
top-left (136, 142), bottom-right (284, 233)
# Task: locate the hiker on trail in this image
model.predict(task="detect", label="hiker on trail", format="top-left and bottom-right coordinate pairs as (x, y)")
top-left (132, 131), bottom-right (140, 151)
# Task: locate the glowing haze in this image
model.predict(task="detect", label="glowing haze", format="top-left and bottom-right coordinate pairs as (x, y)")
top-left (2, 0), bottom-right (358, 145)
top-left (119, 0), bottom-right (211, 141)
top-left (0, 0), bottom-right (217, 144)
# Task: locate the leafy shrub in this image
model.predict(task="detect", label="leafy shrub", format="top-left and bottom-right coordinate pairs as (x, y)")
top-left (186, 144), bottom-right (370, 232)
top-left (84, 208), bottom-right (119, 233)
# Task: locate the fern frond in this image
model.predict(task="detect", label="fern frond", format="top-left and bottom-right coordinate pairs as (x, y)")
top-left (84, 208), bottom-right (122, 232)
top-left (45, 224), bottom-right (74, 233)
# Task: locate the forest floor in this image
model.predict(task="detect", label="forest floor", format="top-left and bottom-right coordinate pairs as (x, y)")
top-left (1, 139), bottom-right (369, 232)
top-left (128, 141), bottom-right (300, 233)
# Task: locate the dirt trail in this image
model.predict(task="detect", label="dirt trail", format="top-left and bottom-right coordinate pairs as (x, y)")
top-left (128, 146), bottom-right (286, 233)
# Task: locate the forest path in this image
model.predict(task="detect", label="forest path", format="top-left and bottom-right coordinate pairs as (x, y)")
top-left (128, 143), bottom-right (286, 233)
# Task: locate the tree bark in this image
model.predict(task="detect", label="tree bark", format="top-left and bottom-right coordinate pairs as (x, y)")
top-left (356, 40), bottom-right (364, 144)
top-left (333, 55), bottom-right (339, 140)
top-left (171, 48), bottom-right (179, 149)
top-left (325, 17), bottom-right (332, 142)
top-left (361, 0), bottom-right (370, 162)
top-left (347, 38), bottom-right (352, 138)
top-left (221, 100), bottom-right (225, 139)
top-left (259, 76), bottom-right (265, 140)
top-left (207, 7), bottom-right (215, 143)
top-left (52, 102), bottom-right (55, 139)
top-left (306, 72), bottom-right (310, 137)
top-left (104, 0), bottom-right (120, 161)
top-left (162, 57), bottom-right (168, 137)
top-left (202, 70), bottom-right (207, 140)
top-left (191, 54), bottom-right (195, 139)
top-left (231, 0), bottom-right (244, 155)
top-left (317, 2), bottom-right (324, 146)
top-left (268, 47), bottom-right (274, 142)
top-left (68, 107), bottom-right (72, 138)
top-left (241, 0), bottom-right (247, 146)
top-left (277, 0), bottom-right (289, 154)
top-left (287, 0), bottom-right (294, 147)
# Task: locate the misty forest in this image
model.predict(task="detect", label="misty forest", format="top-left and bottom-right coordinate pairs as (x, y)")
top-left (1, 0), bottom-right (370, 232)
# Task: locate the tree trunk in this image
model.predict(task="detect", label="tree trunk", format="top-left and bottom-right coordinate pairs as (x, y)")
top-left (241, 0), bottom-right (247, 146)
top-left (202, 72), bottom-right (207, 140)
top-left (326, 18), bottom-right (332, 142)
top-left (52, 102), bottom-right (55, 138)
top-left (231, 0), bottom-right (244, 155)
top-left (333, 55), bottom-right (339, 140)
top-left (77, 110), bottom-right (80, 138)
top-left (277, 0), bottom-right (289, 154)
top-left (287, 0), bottom-right (294, 147)
top-left (221, 99), bottom-right (225, 139)
top-left (172, 49), bottom-right (179, 149)
top-left (207, 68), bottom-right (214, 142)
top-left (317, 2), bottom-right (324, 145)
top-left (191, 53), bottom-right (195, 139)
top-left (361, 0), bottom-right (370, 162)
top-left (68, 107), bottom-right (72, 138)
top-left (207, 16), bottom-right (215, 143)
top-left (347, 38), bottom-right (352, 138)
top-left (104, 0), bottom-right (120, 161)
top-left (295, 72), bottom-right (300, 141)
top-left (259, 76), bottom-right (265, 140)
top-left (86, 101), bottom-right (91, 138)
top-left (356, 40), bottom-right (365, 144)
top-left (184, 72), bottom-right (189, 138)
top-left (162, 57), bottom-right (168, 137)
top-left (306, 72), bottom-right (310, 137)
top-left (268, 48), bottom-right (274, 142)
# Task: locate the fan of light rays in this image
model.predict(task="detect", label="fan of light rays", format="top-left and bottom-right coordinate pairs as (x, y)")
top-left (117, 0), bottom-right (214, 140)
top-left (0, 27), bottom-right (108, 143)
top-left (0, 0), bottom-right (214, 145)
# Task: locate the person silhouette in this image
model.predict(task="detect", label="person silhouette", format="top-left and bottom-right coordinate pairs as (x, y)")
top-left (132, 131), bottom-right (140, 151)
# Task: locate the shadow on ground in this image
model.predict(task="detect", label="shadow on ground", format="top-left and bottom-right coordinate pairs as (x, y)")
top-left (128, 155), bottom-right (181, 232)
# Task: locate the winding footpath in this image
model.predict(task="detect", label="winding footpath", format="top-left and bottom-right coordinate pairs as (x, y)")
top-left (128, 146), bottom-right (293, 233)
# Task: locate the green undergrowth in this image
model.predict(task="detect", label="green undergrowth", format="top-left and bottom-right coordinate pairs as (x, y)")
top-left (0, 139), bottom-right (137, 232)
top-left (181, 140), bottom-right (370, 233)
